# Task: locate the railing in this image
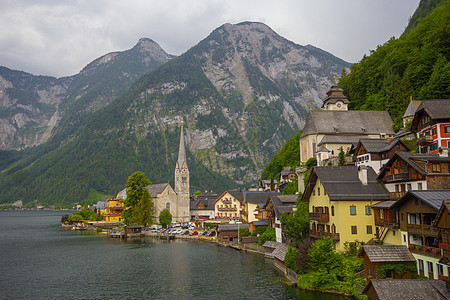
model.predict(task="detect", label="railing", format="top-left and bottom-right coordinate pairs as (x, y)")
top-left (375, 219), bottom-right (399, 228)
top-left (409, 245), bottom-right (441, 258)
top-left (309, 212), bottom-right (329, 222)
top-left (417, 135), bottom-right (433, 145)
top-left (389, 192), bottom-right (405, 199)
top-left (406, 223), bottom-right (438, 236)
top-left (385, 173), bottom-right (409, 182)
top-left (309, 230), bottom-right (340, 241)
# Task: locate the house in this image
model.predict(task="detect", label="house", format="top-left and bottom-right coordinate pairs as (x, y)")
top-left (392, 190), bottom-right (450, 279)
top-left (279, 167), bottom-right (296, 184)
top-left (217, 223), bottom-right (249, 243)
top-left (266, 194), bottom-right (297, 243)
top-left (434, 199), bottom-right (450, 270)
top-left (258, 179), bottom-right (278, 191)
top-left (299, 84), bottom-right (395, 165)
top-left (352, 138), bottom-right (410, 174)
top-left (411, 99), bottom-right (450, 154)
top-left (249, 219), bottom-right (268, 234)
top-left (214, 190), bottom-right (243, 221)
top-left (359, 245), bottom-right (416, 281)
top-left (263, 241), bottom-right (283, 258)
top-left (95, 199), bottom-right (107, 216)
top-left (272, 243), bottom-right (289, 273)
top-left (190, 191), bottom-right (219, 221)
top-left (362, 279), bottom-right (448, 300)
top-left (241, 191), bottom-right (280, 223)
top-left (103, 198), bottom-right (124, 223)
top-left (370, 200), bottom-right (401, 245)
top-left (377, 152), bottom-right (450, 200)
top-left (302, 165), bottom-right (390, 251)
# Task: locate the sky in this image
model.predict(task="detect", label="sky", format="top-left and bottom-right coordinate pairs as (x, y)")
top-left (0, 0), bottom-right (420, 78)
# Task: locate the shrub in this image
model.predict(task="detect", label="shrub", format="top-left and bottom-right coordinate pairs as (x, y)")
top-left (285, 246), bottom-right (299, 273)
top-left (258, 228), bottom-right (276, 246)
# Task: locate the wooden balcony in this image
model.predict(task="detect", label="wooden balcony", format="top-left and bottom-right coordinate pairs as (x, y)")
top-left (409, 245), bottom-right (442, 258)
top-left (385, 173), bottom-right (409, 182)
top-left (389, 192), bottom-right (405, 199)
top-left (375, 219), bottom-right (399, 228)
top-left (406, 224), bottom-right (438, 237)
top-left (417, 135), bottom-right (433, 145)
top-left (309, 230), bottom-right (340, 241)
top-left (309, 212), bottom-right (329, 222)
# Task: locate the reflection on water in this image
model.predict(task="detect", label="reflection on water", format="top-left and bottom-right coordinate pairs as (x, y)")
top-left (0, 211), bottom-right (345, 299)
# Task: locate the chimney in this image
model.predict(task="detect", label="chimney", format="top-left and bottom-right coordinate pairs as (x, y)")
top-left (439, 147), bottom-right (449, 158)
top-left (358, 165), bottom-right (368, 185)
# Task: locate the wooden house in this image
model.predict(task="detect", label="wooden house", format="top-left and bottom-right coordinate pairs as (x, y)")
top-left (359, 245), bottom-right (416, 281)
top-left (217, 223), bottom-right (249, 243)
top-left (352, 138), bottom-right (409, 174)
top-left (370, 200), bottom-right (401, 245)
top-left (377, 152), bottom-right (450, 200)
top-left (433, 199), bottom-right (450, 270)
top-left (392, 190), bottom-right (450, 279)
top-left (411, 99), bottom-right (450, 155)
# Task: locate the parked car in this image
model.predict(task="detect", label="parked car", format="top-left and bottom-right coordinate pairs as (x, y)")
top-left (182, 230), bottom-right (189, 235)
top-left (207, 231), bottom-right (216, 236)
top-left (189, 231), bottom-right (198, 236)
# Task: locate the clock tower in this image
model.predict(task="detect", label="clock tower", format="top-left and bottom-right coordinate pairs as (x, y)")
top-left (174, 118), bottom-right (190, 222)
top-left (322, 76), bottom-right (350, 111)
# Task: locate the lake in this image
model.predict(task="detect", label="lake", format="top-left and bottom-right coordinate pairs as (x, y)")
top-left (0, 211), bottom-right (345, 299)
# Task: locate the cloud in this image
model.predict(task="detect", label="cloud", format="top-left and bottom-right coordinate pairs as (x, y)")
top-left (0, 0), bottom-right (419, 77)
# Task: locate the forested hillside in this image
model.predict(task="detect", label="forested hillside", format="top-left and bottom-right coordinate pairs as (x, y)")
top-left (338, 0), bottom-right (450, 131)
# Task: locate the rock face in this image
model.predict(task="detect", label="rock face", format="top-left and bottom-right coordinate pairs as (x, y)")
top-left (0, 38), bottom-right (172, 150)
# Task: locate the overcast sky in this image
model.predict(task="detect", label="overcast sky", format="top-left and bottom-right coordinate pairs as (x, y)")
top-left (0, 0), bottom-right (420, 78)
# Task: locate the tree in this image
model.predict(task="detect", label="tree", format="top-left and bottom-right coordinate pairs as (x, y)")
top-left (308, 237), bottom-right (343, 287)
top-left (239, 227), bottom-right (250, 237)
top-left (258, 228), bottom-right (276, 246)
top-left (159, 209), bottom-right (172, 228)
top-left (129, 189), bottom-right (155, 226)
top-left (338, 147), bottom-right (346, 166)
top-left (285, 246), bottom-right (299, 273)
top-left (281, 200), bottom-right (309, 242)
top-left (122, 171), bottom-right (153, 225)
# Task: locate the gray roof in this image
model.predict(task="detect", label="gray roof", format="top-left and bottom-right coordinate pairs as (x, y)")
top-left (415, 99), bottom-right (450, 120)
top-left (321, 85), bottom-right (351, 108)
top-left (190, 198), bottom-right (216, 211)
top-left (227, 190), bottom-right (243, 201)
top-left (361, 245), bottom-right (416, 263)
top-left (318, 135), bottom-right (367, 146)
top-left (146, 183), bottom-right (170, 198)
top-left (393, 190), bottom-right (450, 211)
top-left (402, 100), bottom-right (422, 118)
top-left (270, 195), bottom-right (296, 219)
top-left (96, 200), bottom-right (107, 210)
top-left (263, 241), bottom-right (283, 249)
top-left (371, 200), bottom-right (397, 209)
top-left (300, 110), bottom-right (394, 138)
top-left (243, 191), bottom-right (280, 205)
top-left (252, 219), bottom-right (268, 226)
top-left (303, 166), bottom-right (390, 201)
top-left (277, 195), bottom-right (298, 204)
top-left (362, 279), bottom-right (449, 300)
top-left (218, 223), bottom-right (249, 231)
top-left (272, 243), bottom-right (289, 262)
top-left (357, 138), bottom-right (408, 153)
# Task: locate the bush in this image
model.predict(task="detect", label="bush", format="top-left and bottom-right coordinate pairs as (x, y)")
top-left (285, 246), bottom-right (299, 273)
top-left (258, 228), bottom-right (276, 246)
top-left (239, 227), bottom-right (249, 237)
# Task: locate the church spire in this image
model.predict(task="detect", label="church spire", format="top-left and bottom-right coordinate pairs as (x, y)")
top-left (177, 117), bottom-right (187, 170)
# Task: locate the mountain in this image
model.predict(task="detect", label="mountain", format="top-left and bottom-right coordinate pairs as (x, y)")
top-left (338, 0), bottom-right (450, 131)
top-left (0, 38), bottom-right (173, 150)
top-left (0, 22), bottom-right (350, 206)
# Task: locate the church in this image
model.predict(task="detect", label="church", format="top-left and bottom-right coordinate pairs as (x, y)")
top-left (299, 83), bottom-right (395, 166)
top-left (118, 120), bottom-right (191, 223)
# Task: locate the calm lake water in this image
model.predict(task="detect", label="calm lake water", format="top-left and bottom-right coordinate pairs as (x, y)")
top-left (0, 211), bottom-right (345, 299)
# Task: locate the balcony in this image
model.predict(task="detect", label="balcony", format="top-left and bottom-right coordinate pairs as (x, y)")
top-left (385, 173), bottom-right (409, 182)
top-left (408, 245), bottom-right (441, 258)
top-left (406, 223), bottom-right (438, 237)
top-left (309, 212), bottom-right (329, 222)
top-left (417, 135), bottom-right (433, 145)
top-left (375, 219), bottom-right (399, 228)
top-left (309, 230), bottom-right (340, 241)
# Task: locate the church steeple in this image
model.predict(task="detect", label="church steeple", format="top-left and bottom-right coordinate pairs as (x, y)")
top-left (176, 118), bottom-right (187, 171)
top-left (322, 76), bottom-right (350, 111)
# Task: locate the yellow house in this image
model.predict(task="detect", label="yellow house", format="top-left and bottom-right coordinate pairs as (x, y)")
top-left (104, 198), bottom-right (124, 223)
top-left (241, 191), bottom-right (280, 223)
top-left (214, 190), bottom-right (243, 221)
top-left (302, 166), bottom-right (390, 251)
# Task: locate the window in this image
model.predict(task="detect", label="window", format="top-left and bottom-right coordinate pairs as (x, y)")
top-left (166, 203), bottom-right (170, 213)
top-left (432, 127), bottom-right (437, 135)
top-left (418, 259), bottom-right (424, 271)
top-left (427, 261), bottom-right (434, 278)
top-left (395, 184), bottom-right (399, 192)
top-left (403, 234), bottom-right (407, 243)
top-left (401, 213), bottom-right (404, 221)
top-left (351, 225), bottom-right (357, 234)
top-left (380, 209), bottom-right (384, 220)
top-left (350, 206), bottom-right (356, 215)
top-left (432, 164), bottom-right (441, 172)
top-left (331, 206), bottom-right (335, 216)
top-left (365, 206), bottom-right (371, 215)
top-left (401, 184), bottom-right (406, 192)
top-left (312, 189), bottom-right (315, 196)
top-left (418, 183), bottom-right (423, 190)
top-left (407, 184), bottom-right (412, 191)
top-left (420, 146), bottom-right (427, 153)
top-left (318, 188), bottom-right (320, 196)
top-left (438, 264), bottom-right (444, 277)
top-left (445, 126), bottom-right (450, 134)
top-left (367, 225), bottom-right (372, 234)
